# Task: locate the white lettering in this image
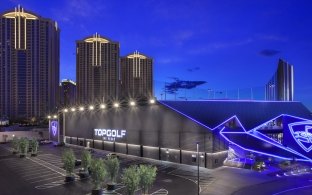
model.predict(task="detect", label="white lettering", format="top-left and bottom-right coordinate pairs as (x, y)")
top-left (94, 129), bottom-right (127, 139)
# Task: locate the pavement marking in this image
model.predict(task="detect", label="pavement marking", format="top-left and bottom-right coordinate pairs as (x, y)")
top-left (27, 157), bottom-right (66, 176)
top-left (25, 172), bottom-right (59, 181)
top-left (151, 188), bottom-right (169, 195)
top-left (30, 175), bottom-right (63, 184)
top-left (272, 184), bottom-right (312, 195)
top-left (22, 170), bottom-right (53, 177)
top-left (35, 179), bottom-right (66, 190)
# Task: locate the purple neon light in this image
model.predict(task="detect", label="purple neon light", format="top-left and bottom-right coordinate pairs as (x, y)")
top-left (220, 124), bottom-right (311, 161)
top-left (159, 101), bottom-right (312, 161)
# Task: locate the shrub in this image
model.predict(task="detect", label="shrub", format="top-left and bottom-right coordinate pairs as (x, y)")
top-left (105, 157), bottom-right (120, 184)
top-left (29, 139), bottom-right (39, 154)
top-left (11, 137), bottom-right (19, 153)
top-left (138, 165), bottom-right (157, 194)
top-left (81, 149), bottom-right (92, 172)
top-left (62, 149), bottom-right (76, 176)
top-left (19, 138), bottom-right (29, 155)
top-left (122, 166), bottom-right (140, 195)
top-left (90, 158), bottom-right (106, 190)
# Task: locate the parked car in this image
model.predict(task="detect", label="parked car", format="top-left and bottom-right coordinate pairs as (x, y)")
top-left (38, 139), bottom-right (52, 145)
top-left (106, 153), bottom-right (119, 159)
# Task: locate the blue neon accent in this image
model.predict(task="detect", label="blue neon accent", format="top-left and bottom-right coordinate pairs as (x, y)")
top-left (219, 129), bottom-right (293, 161)
top-left (288, 120), bottom-right (312, 152)
top-left (159, 101), bottom-right (312, 162)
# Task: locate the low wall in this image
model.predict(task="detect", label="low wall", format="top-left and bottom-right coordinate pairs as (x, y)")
top-left (0, 129), bottom-right (49, 143)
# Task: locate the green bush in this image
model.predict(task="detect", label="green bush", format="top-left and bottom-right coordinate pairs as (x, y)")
top-left (29, 139), bottom-right (39, 154)
top-left (138, 165), bottom-right (157, 194)
top-left (19, 138), bottom-right (29, 155)
top-left (90, 158), bottom-right (106, 190)
top-left (122, 166), bottom-right (140, 195)
top-left (62, 149), bottom-right (76, 176)
top-left (105, 157), bottom-right (120, 184)
top-left (11, 137), bottom-right (20, 153)
top-left (81, 150), bottom-right (92, 172)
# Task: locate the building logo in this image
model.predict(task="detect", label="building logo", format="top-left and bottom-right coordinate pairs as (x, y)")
top-left (51, 121), bottom-right (58, 137)
top-left (288, 121), bottom-right (312, 152)
top-left (94, 129), bottom-right (126, 141)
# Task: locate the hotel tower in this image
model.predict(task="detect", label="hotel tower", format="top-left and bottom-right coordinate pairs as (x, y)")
top-left (0, 5), bottom-right (60, 121)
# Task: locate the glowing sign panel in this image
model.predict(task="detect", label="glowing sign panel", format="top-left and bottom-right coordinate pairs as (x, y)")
top-left (94, 129), bottom-right (126, 141)
top-left (288, 121), bottom-right (312, 152)
top-left (51, 121), bottom-right (58, 136)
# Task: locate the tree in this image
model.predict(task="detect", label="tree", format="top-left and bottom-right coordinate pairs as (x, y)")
top-left (62, 149), bottom-right (76, 178)
top-left (81, 149), bottom-right (92, 172)
top-left (138, 165), bottom-right (157, 194)
top-left (19, 138), bottom-right (29, 157)
top-left (90, 158), bottom-right (106, 190)
top-left (122, 166), bottom-right (140, 195)
top-left (11, 137), bottom-right (19, 154)
top-left (29, 139), bottom-right (39, 156)
top-left (105, 157), bottom-right (120, 184)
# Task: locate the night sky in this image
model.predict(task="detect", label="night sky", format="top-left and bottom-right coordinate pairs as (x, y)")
top-left (1, 0), bottom-right (312, 110)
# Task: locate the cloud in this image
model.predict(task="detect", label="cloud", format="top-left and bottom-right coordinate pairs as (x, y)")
top-left (165, 78), bottom-right (207, 94)
top-left (187, 67), bottom-right (200, 72)
top-left (259, 49), bottom-right (280, 57)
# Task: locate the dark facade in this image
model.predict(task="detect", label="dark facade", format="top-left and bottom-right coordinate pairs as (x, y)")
top-left (59, 79), bottom-right (77, 107)
top-left (265, 59), bottom-right (294, 101)
top-left (0, 5), bottom-right (60, 121)
top-left (120, 51), bottom-right (153, 99)
top-left (76, 33), bottom-right (119, 104)
top-left (62, 100), bottom-right (312, 168)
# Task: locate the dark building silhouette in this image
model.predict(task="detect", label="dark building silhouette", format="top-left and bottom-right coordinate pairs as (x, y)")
top-left (0, 5), bottom-right (60, 121)
top-left (59, 79), bottom-right (77, 107)
top-left (76, 33), bottom-right (119, 104)
top-left (120, 51), bottom-right (153, 99)
top-left (265, 59), bottom-right (294, 101)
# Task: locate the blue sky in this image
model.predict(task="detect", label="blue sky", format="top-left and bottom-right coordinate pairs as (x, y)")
top-left (1, 0), bottom-right (312, 110)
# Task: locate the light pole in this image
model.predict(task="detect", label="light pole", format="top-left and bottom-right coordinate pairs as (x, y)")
top-left (197, 142), bottom-right (200, 195)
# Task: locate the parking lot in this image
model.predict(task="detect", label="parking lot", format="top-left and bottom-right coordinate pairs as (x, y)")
top-left (0, 143), bottom-right (201, 195)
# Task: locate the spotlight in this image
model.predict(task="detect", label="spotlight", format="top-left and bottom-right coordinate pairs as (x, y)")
top-left (47, 115), bottom-right (51, 119)
top-left (53, 115), bottom-right (57, 119)
top-left (149, 99), bottom-right (155, 104)
top-left (114, 102), bottom-right (119, 108)
top-left (89, 105), bottom-right (94, 110)
top-left (71, 108), bottom-right (76, 112)
top-left (79, 106), bottom-right (84, 111)
top-left (100, 104), bottom-right (106, 109)
top-left (130, 101), bottom-right (135, 106)
top-left (64, 108), bottom-right (68, 113)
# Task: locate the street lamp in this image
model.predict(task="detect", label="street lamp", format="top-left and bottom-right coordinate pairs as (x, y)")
top-left (100, 104), bottom-right (106, 109)
top-left (53, 115), bottom-right (57, 119)
top-left (89, 105), bottom-right (94, 110)
top-left (150, 99), bottom-right (155, 104)
top-left (130, 101), bottom-right (136, 106)
top-left (79, 106), bottom-right (84, 111)
top-left (197, 142), bottom-right (200, 195)
top-left (114, 102), bottom-right (119, 108)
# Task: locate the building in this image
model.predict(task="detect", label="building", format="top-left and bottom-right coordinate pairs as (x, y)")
top-left (55, 100), bottom-right (312, 169)
top-left (76, 33), bottom-right (119, 104)
top-left (0, 5), bottom-right (60, 121)
top-left (120, 51), bottom-right (153, 99)
top-left (59, 79), bottom-right (77, 107)
top-left (265, 59), bottom-right (294, 101)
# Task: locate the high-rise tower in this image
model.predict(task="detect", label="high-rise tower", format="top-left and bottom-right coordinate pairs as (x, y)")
top-left (0, 5), bottom-right (60, 121)
top-left (120, 51), bottom-right (153, 99)
top-left (265, 59), bottom-right (294, 101)
top-left (76, 33), bottom-right (119, 104)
